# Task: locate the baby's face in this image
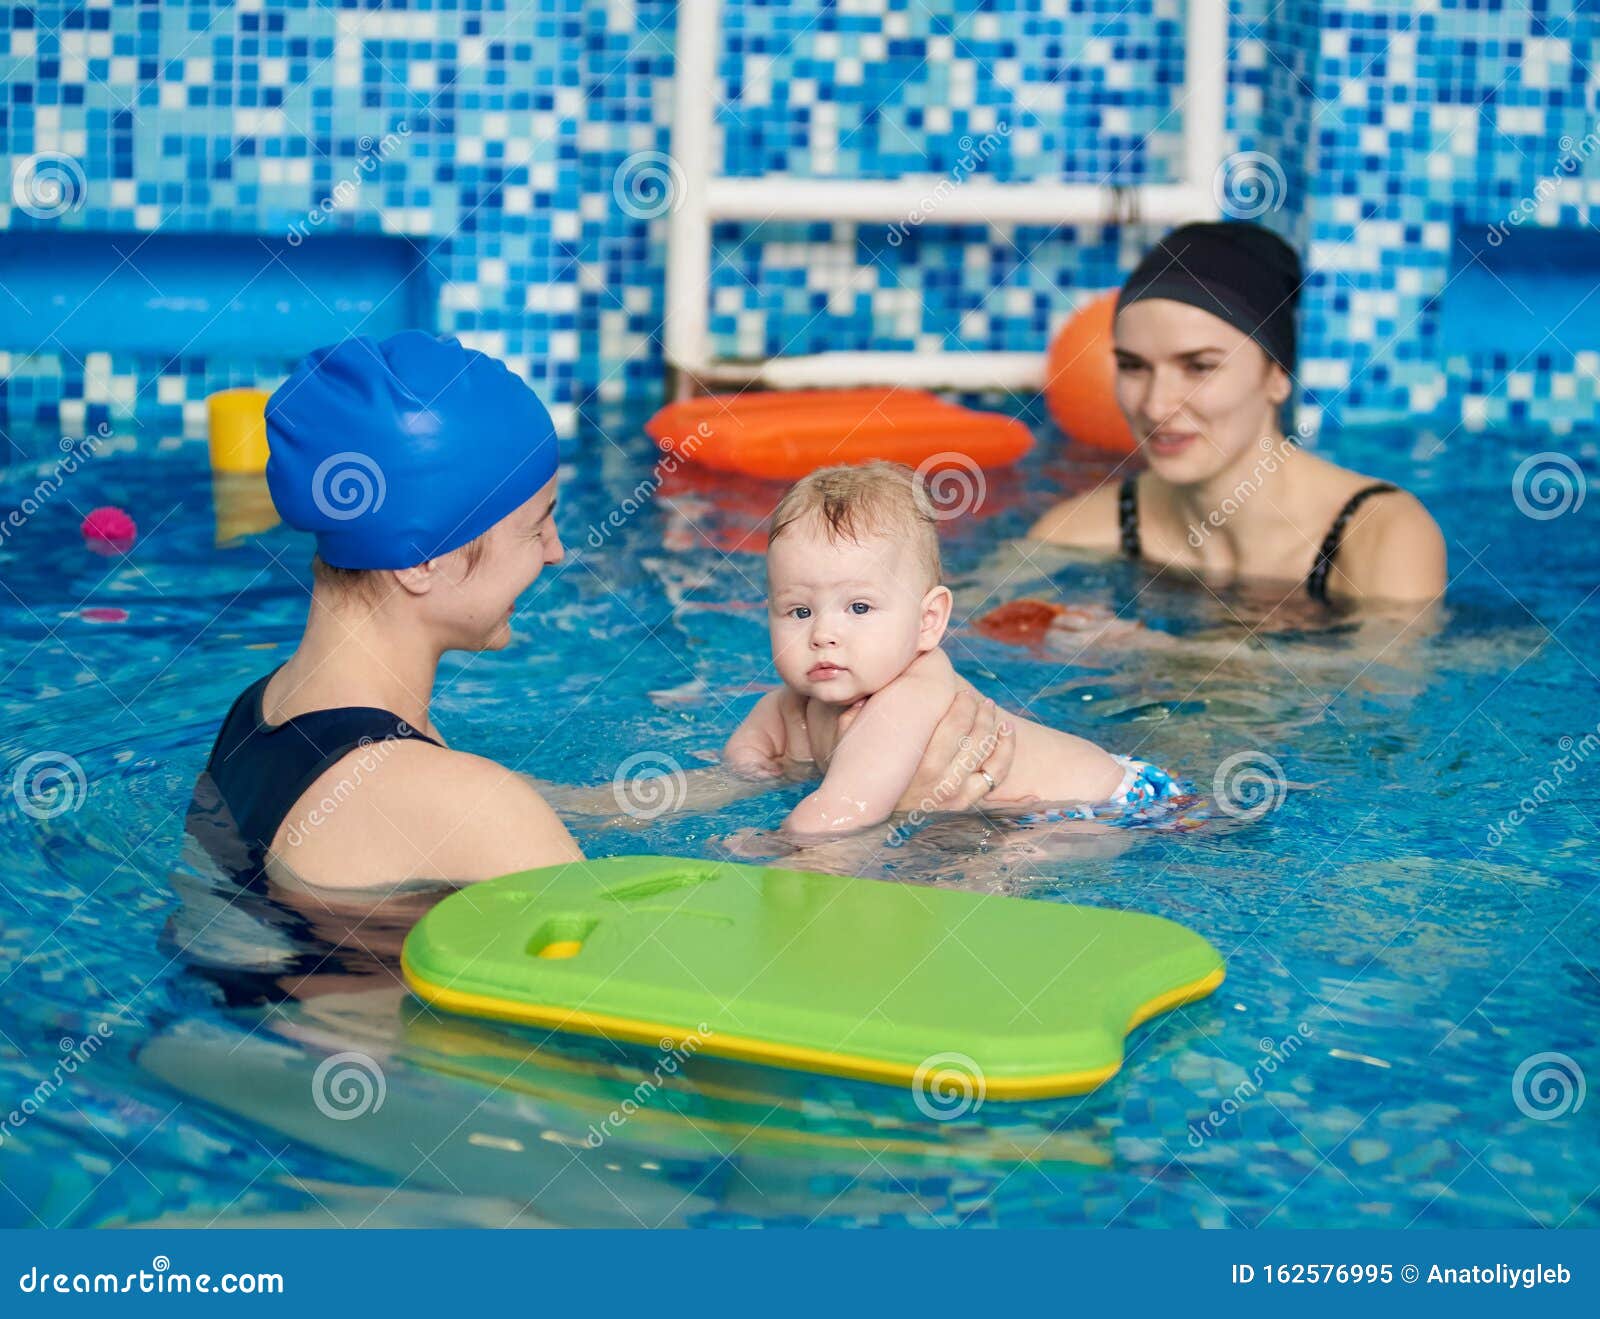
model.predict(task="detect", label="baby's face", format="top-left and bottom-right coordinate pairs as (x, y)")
top-left (766, 517), bottom-right (942, 705)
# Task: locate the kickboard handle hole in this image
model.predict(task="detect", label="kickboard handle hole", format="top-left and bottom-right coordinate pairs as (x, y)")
top-left (527, 915), bottom-right (599, 960)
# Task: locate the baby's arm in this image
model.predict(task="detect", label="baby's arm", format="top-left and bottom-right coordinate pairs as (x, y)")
top-left (723, 688), bottom-right (803, 778)
top-left (783, 655), bottom-right (955, 835)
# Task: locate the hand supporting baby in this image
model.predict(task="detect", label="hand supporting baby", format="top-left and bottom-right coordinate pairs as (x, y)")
top-left (728, 687), bottom-right (1016, 813)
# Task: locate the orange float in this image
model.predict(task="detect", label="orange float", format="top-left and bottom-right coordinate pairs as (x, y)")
top-left (1044, 291), bottom-right (1137, 454)
top-left (647, 388), bottom-right (1034, 481)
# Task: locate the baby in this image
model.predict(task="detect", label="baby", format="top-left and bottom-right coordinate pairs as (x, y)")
top-left (724, 461), bottom-right (1181, 835)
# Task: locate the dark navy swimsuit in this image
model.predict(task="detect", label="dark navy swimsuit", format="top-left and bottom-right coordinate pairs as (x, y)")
top-left (173, 668), bottom-right (442, 1006)
top-left (200, 665), bottom-right (441, 888)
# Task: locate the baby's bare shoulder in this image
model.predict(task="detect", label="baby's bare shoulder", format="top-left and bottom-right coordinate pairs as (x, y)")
top-left (883, 648), bottom-right (958, 699)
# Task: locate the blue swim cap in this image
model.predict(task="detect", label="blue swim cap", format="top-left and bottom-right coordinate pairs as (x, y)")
top-left (265, 330), bottom-right (559, 570)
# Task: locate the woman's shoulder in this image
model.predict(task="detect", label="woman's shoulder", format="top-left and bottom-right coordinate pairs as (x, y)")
top-left (1321, 466), bottom-right (1447, 602)
top-left (1028, 477), bottom-right (1129, 549)
top-left (272, 741), bottom-right (577, 887)
top-left (1309, 450), bottom-right (1437, 536)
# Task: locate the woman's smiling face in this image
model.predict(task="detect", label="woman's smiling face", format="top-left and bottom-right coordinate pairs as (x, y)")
top-left (1113, 299), bottom-right (1291, 484)
top-left (426, 477), bottom-right (564, 652)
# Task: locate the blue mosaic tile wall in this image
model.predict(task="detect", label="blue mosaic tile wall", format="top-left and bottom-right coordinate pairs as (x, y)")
top-left (1, 0), bottom-right (588, 450)
top-left (3, 0), bottom-right (1599, 458)
top-left (1299, 0), bottom-right (1600, 435)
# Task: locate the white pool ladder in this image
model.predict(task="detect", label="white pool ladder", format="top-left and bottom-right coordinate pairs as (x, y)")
top-left (665, 0), bottom-right (1227, 396)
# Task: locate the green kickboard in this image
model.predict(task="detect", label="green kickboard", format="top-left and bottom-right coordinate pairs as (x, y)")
top-left (401, 855), bottom-right (1225, 1099)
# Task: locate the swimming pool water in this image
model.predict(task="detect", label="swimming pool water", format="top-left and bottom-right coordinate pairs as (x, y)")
top-left (1, 409), bottom-right (1596, 1228)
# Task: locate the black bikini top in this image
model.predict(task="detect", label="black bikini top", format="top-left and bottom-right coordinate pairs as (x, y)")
top-left (1117, 475), bottom-right (1399, 604)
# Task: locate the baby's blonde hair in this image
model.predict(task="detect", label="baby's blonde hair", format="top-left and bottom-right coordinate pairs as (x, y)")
top-left (768, 461), bottom-right (943, 587)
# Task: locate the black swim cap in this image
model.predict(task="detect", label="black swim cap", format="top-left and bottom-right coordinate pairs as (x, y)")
top-left (1116, 221), bottom-right (1303, 375)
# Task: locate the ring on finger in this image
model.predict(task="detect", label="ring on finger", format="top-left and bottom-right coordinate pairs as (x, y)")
top-left (979, 769), bottom-right (996, 792)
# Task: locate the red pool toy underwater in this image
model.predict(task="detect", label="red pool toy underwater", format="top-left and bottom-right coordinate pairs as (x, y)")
top-left (974, 598), bottom-right (1080, 647)
top-left (647, 387), bottom-right (1034, 481)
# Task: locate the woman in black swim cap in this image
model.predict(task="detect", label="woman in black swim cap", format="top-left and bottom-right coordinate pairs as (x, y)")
top-left (1032, 221), bottom-right (1445, 609)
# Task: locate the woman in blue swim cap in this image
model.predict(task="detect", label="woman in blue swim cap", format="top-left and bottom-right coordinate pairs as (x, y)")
top-left (192, 332), bottom-right (1015, 899)
top-left (188, 331), bottom-right (578, 896)
top-left (1032, 222), bottom-right (1446, 611)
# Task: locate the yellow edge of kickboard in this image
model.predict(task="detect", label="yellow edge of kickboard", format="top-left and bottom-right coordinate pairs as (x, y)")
top-left (401, 956), bottom-right (1227, 1101)
top-left (406, 1008), bottom-right (1105, 1162)
top-left (414, 1054), bottom-right (1112, 1168)
top-left (407, 1012), bottom-right (1111, 1164)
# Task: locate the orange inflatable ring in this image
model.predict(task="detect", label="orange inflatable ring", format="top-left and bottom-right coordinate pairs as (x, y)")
top-left (1044, 291), bottom-right (1137, 454)
top-left (646, 388), bottom-right (1034, 481)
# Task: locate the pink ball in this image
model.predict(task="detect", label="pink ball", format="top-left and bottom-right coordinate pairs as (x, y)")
top-left (81, 506), bottom-right (137, 552)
